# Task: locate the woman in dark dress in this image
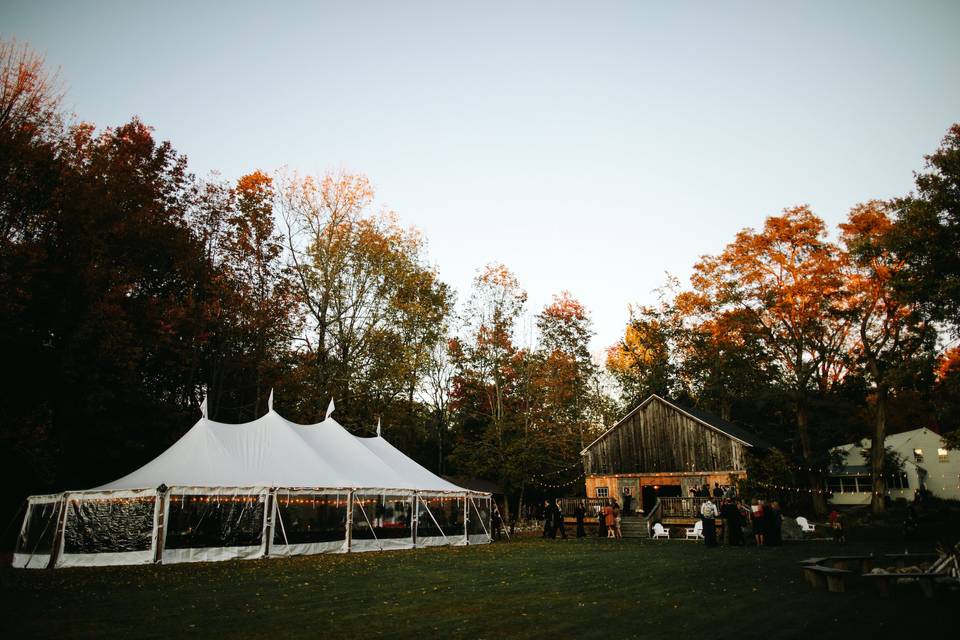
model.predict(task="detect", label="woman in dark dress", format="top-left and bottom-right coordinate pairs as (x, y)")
top-left (596, 504), bottom-right (607, 538)
top-left (750, 498), bottom-right (765, 546)
top-left (574, 500), bottom-right (586, 538)
top-left (542, 500), bottom-right (552, 538)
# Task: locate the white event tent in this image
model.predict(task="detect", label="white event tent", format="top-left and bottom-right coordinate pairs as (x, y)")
top-left (14, 396), bottom-right (491, 569)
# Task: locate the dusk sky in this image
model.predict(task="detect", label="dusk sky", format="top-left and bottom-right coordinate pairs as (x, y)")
top-left (3, 0), bottom-right (959, 352)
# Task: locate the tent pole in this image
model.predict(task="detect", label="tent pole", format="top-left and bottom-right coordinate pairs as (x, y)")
top-left (263, 488), bottom-right (276, 558)
top-left (462, 494), bottom-right (468, 546)
top-left (346, 490), bottom-right (354, 553)
top-left (153, 488), bottom-right (168, 564)
top-left (412, 493), bottom-right (419, 548)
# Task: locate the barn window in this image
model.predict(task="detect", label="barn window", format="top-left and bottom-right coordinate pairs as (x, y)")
top-left (938, 448), bottom-right (949, 463)
top-left (595, 487), bottom-right (609, 498)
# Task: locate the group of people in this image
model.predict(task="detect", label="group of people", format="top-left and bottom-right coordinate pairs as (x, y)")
top-left (542, 498), bottom-right (626, 540)
top-left (695, 495), bottom-right (783, 547)
top-left (541, 498), bottom-right (569, 539)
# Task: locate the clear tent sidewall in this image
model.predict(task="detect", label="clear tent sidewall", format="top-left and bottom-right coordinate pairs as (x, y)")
top-left (15, 487), bottom-right (492, 569)
top-left (271, 488), bottom-right (350, 557)
top-left (12, 493), bottom-right (64, 570)
top-left (162, 486), bottom-right (270, 565)
top-left (350, 488), bottom-right (417, 552)
top-left (57, 489), bottom-right (162, 568)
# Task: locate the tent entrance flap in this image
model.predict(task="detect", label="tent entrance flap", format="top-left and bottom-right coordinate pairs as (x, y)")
top-left (351, 492), bottom-right (414, 552)
top-left (13, 495), bottom-right (63, 570)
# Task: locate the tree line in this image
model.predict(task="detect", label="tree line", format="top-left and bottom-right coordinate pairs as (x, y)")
top-left (607, 134), bottom-right (960, 514)
top-left (1, 39), bottom-right (958, 535)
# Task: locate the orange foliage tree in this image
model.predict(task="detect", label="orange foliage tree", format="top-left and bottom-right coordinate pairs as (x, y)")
top-left (840, 201), bottom-right (935, 513)
top-left (691, 206), bottom-right (847, 513)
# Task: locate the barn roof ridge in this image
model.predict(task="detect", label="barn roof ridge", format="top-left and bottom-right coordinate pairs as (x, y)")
top-left (580, 394), bottom-right (769, 455)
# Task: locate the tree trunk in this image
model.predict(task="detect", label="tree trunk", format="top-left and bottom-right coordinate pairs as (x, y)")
top-left (796, 399), bottom-right (828, 514)
top-left (871, 385), bottom-right (888, 514)
top-left (720, 398), bottom-right (733, 422)
top-left (501, 490), bottom-right (511, 526)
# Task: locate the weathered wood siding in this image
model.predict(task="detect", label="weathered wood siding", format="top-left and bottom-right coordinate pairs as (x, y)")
top-left (583, 397), bottom-right (748, 475)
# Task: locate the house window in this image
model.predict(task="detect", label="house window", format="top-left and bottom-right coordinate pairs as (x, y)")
top-left (595, 487), bottom-right (609, 498)
top-left (914, 448), bottom-right (924, 463)
top-left (885, 472), bottom-right (910, 490)
top-left (939, 448), bottom-right (949, 463)
top-left (827, 477), bottom-right (844, 493)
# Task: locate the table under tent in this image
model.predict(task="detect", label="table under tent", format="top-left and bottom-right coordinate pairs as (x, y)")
top-left (14, 398), bottom-right (492, 569)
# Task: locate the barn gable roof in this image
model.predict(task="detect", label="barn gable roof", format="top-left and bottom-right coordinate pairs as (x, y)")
top-left (581, 394), bottom-right (769, 455)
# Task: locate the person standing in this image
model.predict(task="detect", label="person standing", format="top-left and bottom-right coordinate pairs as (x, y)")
top-left (542, 500), bottom-right (552, 538)
top-left (712, 483), bottom-right (723, 499)
top-left (727, 500), bottom-right (746, 546)
top-left (750, 498), bottom-right (765, 546)
top-left (700, 497), bottom-right (719, 547)
top-left (603, 500), bottom-right (616, 539)
top-left (597, 504), bottom-right (608, 538)
top-left (719, 498), bottom-right (733, 546)
top-left (574, 500), bottom-right (586, 538)
top-left (829, 508), bottom-right (846, 543)
top-left (552, 498), bottom-right (567, 539)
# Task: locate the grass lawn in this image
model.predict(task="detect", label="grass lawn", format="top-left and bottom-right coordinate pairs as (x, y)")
top-left (1, 536), bottom-right (955, 639)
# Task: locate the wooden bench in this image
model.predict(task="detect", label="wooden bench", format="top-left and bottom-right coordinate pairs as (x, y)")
top-left (862, 571), bottom-right (944, 599)
top-left (823, 555), bottom-right (875, 572)
top-left (801, 565), bottom-right (852, 592)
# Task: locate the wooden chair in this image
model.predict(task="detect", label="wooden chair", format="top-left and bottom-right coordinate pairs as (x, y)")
top-left (652, 523), bottom-right (670, 539)
top-left (796, 516), bottom-right (816, 533)
top-left (685, 520), bottom-right (703, 540)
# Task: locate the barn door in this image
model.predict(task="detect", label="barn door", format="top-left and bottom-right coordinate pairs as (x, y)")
top-left (619, 478), bottom-right (638, 515)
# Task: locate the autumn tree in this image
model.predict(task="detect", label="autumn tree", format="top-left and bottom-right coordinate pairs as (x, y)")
top-left (278, 171), bottom-right (452, 437)
top-left (535, 291), bottom-right (599, 450)
top-left (840, 201), bottom-right (935, 513)
top-left (190, 171), bottom-right (298, 421)
top-left (692, 207), bottom-right (847, 513)
top-left (672, 290), bottom-right (776, 421)
top-left (606, 304), bottom-right (675, 409)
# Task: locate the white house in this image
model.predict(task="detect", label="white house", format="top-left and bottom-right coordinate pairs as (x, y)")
top-left (827, 428), bottom-right (960, 506)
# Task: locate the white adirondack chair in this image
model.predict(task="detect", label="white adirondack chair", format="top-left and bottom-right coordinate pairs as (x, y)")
top-left (651, 523), bottom-right (670, 539)
top-left (685, 520), bottom-right (704, 540)
top-left (796, 516), bottom-right (816, 533)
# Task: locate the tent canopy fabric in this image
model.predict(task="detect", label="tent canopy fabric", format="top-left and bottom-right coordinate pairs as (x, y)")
top-left (95, 409), bottom-right (467, 493)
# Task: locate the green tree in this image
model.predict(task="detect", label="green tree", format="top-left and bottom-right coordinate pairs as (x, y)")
top-left (888, 124), bottom-right (960, 335)
top-left (840, 201), bottom-right (935, 513)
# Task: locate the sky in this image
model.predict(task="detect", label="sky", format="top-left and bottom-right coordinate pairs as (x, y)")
top-left (3, 1), bottom-right (959, 353)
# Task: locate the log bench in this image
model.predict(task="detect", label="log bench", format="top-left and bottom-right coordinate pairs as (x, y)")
top-left (821, 554), bottom-right (874, 572)
top-left (801, 565), bottom-right (852, 592)
top-left (862, 571), bottom-right (945, 599)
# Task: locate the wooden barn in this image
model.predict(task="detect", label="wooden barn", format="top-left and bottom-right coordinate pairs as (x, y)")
top-left (581, 394), bottom-right (767, 533)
